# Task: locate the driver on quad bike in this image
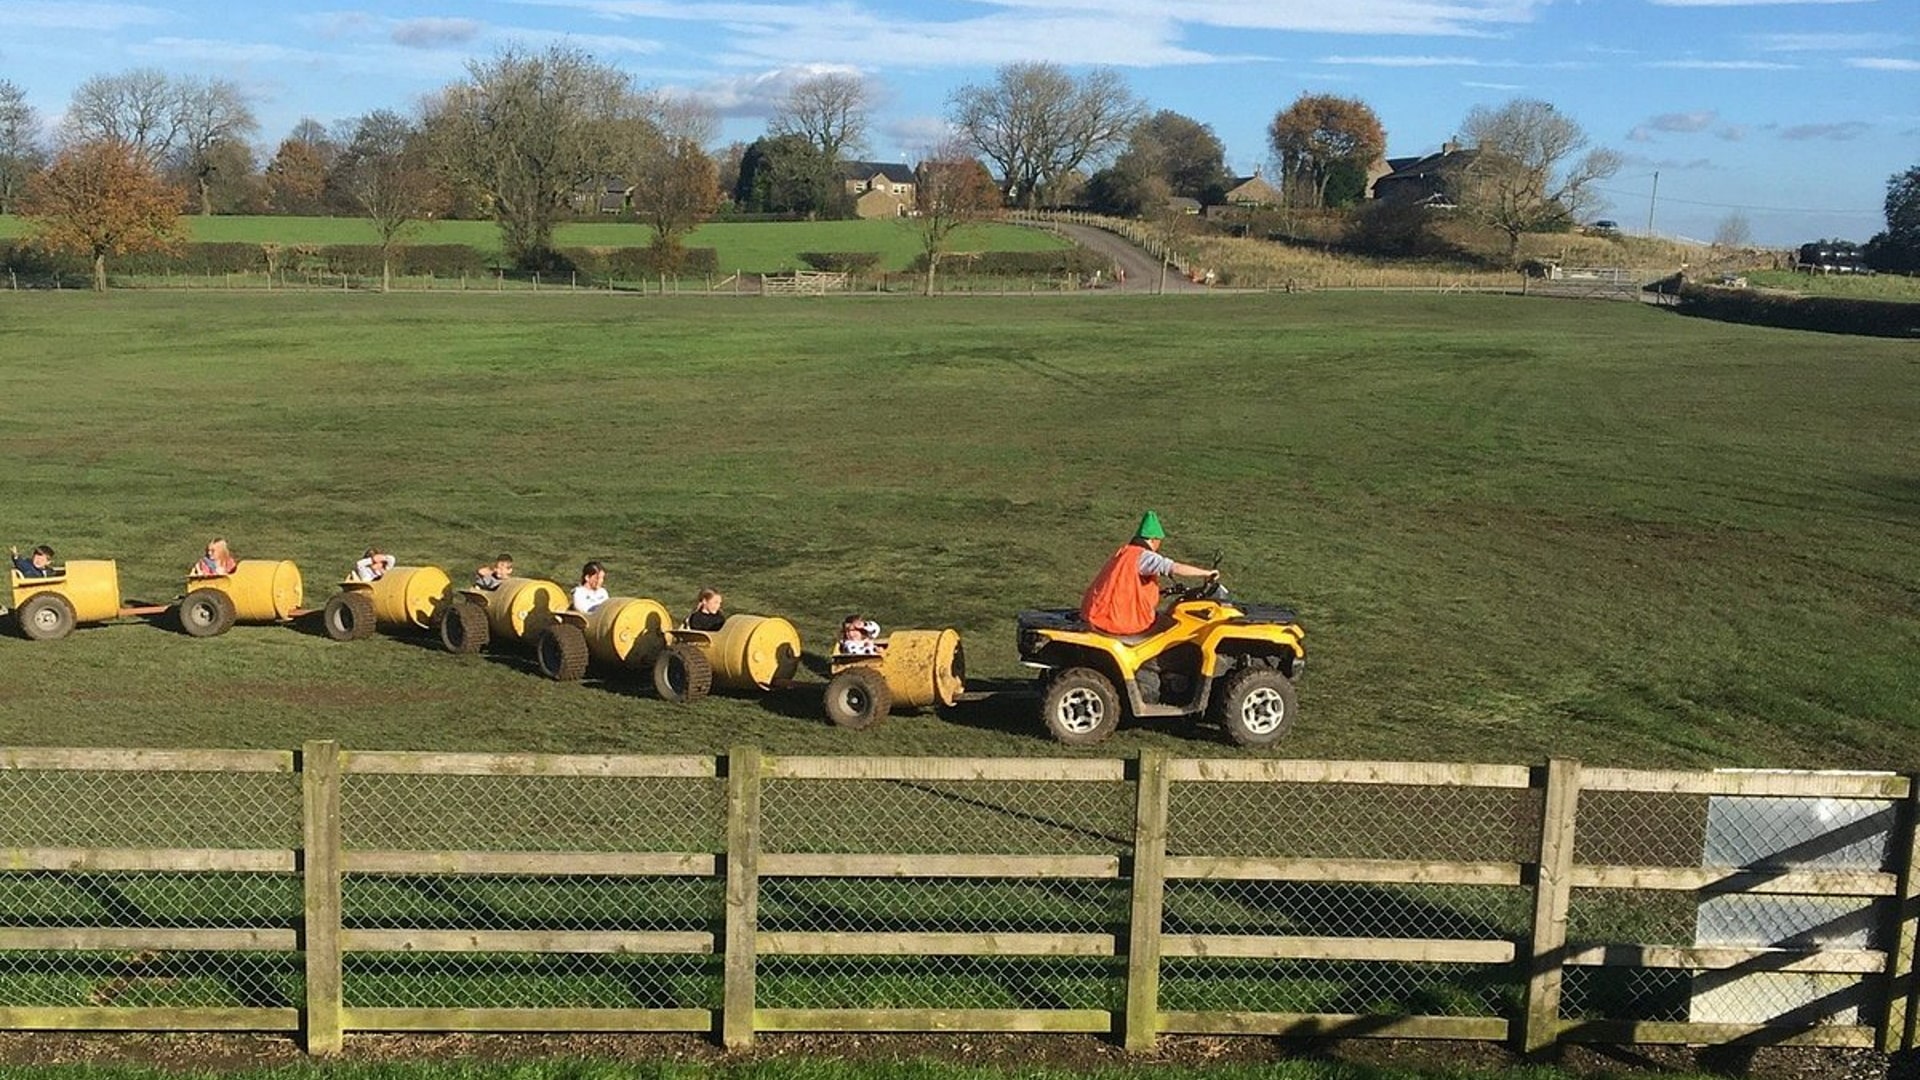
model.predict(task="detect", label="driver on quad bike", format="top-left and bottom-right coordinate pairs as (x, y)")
top-left (1081, 510), bottom-right (1217, 636)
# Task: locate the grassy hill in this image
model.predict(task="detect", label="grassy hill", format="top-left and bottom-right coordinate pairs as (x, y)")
top-left (0, 292), bottom-right (1913, 769)
top-left (0, 215), bottom-right (1068, 273)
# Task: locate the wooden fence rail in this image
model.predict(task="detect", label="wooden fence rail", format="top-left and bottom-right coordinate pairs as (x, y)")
top-left (0, 744), bottom-right (1912, 1056)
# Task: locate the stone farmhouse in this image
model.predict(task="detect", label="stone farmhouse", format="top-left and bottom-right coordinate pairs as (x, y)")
top-left (842, 161), bottom-right (918, 219)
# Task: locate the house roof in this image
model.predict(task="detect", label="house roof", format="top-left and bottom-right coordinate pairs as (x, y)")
top-left (842, 161), bottom-right (917, 184)
top-left (1377, 148), bottom-right (1479, 182)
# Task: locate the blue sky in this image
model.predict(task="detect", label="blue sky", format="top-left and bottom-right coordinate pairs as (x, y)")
top-left (2, 0), bottom-right (1914, 244)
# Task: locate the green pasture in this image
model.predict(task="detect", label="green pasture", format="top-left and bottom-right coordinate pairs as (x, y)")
top-left (0, 291), bottom-right (1915, 770)
top-left (0, 215), bottom-right (1068, 273)
top-left (1741, 268), bottom-right (1920, 301)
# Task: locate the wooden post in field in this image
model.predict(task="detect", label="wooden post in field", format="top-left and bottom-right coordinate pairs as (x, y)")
top-left (302, 740), bottom-right (344, 1055)
top-left (1522, 758), bottom-right (1580, 1055)
top-left (1881, 777), bottom-right (1920, 1052)
top-left (1125, 749), bottom-right (1170, 1051)
top-left (723, 745), bottom-right (764, 1048)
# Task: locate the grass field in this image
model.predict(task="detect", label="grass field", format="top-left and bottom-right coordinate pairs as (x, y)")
top-left (0, 216), bottom-right (1069, 274)
top-left (1741, 268), bottom-right (1920, 301)
top-left (0, 291), bottom-right (1915, 769)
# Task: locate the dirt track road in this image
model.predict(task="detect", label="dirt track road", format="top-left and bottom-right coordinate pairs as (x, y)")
top-left (1044, 221), bottom-right (1209, 294)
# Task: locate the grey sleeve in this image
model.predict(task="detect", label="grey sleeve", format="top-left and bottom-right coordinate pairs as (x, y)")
top-left (1135, 549), bottom-right (1175, 577)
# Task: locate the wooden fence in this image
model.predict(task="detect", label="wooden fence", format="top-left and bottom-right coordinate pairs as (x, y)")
top-left (0, 744), bottom-right (1913, 1056)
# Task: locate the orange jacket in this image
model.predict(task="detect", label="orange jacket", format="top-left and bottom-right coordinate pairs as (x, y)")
top-left (1080, 543), bottom-right (1160, 636)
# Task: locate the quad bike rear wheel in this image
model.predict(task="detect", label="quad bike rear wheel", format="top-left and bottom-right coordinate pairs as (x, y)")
top-left (1042, 667), bottom-right (1121, 746)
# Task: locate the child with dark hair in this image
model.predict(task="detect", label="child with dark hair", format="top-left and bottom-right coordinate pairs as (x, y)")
top-left (686, 588), bottom-right (726, 631)
top-left (838, 614), bottom-right (881, 656)
top-left (9, 544), bottom-right (56, 579)
top-left (474, 554), bottom-right (514, 591)
top-left (572, 561), bottom-right (609, 614)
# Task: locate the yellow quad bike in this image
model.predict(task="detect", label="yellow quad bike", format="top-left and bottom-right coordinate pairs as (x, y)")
top-left (823, 628), bottom-right (966, 730)
top-left (1015, 578), bottom-right (1304, 748)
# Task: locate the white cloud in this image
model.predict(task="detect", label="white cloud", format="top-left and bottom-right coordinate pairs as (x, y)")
top-left (1649, 0), bottom-right (1872, 6)
top-left (1848, 57), bottom-right (1920, 71)
top-left (391, 17), bottom-right (484, 49)
top-left (0, 2), bottom-right (166, 31)
top-left (517, 0), bottom-right (1552, 39)
top-left (673, 63), bottom-right (863, 118)
top-left (1643, 59), bottom-right (1800, 70)
top-left (1320, 55), bottom-right (1492, 67)
top-left (1778, 120), bottom-right (1871, 140)
top-left (1462, 80), bottom-right (1524, 90)
top-left (878, 115), bottom-right (955, 158)
top-left (1753, 32), bottom-right (1899, 51)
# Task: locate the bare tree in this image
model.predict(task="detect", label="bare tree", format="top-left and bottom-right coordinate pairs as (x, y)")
top-left (20, 138), bottom-right (183, 291)
top-left (1711, 211), bottom-right (1753, 251)
top-left (63, 69), bottom-right (185, 166)
top-left (424, 45), bottom-right (636, 268)
top-left (1457, 98), bottom-right (1621, 261)
top-left (335, 110), bottom-right (435, 291)
top-left (912, 140), bottom-right (1001, 295)
top-left (0, 80), bottom-right (47, 215)
top-left (175, 77), bottom-right (258, 215)
top-left (769, 71), bottom-right (872, 163)
top-left (948, 62), bottom-right (1143, 209)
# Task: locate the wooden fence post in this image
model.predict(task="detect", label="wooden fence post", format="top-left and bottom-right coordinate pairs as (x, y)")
top-left (1521, 758), bottom-right (1581, 1055)
top-left (1881, 776), bottom-right (1920, 1052)
top-left (1125, 749), bottom-right (1171, 1051)
top-left (723, 745), bottom-right (764, 1049)
top-left (301, 740), bottom-right (344, 1055)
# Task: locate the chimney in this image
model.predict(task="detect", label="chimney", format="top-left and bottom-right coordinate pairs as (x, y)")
top-left (1441, 139), bottom-right (1460, 155)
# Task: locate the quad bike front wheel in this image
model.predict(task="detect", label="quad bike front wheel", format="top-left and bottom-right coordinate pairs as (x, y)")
top-left (1211, 665), bottom-right (1297, 748)
top-left (1042, 667), bottom-right (1121, 746)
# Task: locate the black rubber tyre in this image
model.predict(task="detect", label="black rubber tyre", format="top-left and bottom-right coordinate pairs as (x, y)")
top-left (178, 589), bottom-right (237, 638)
top-left (1211, 666), bottom-right (1298, 748)
top-left (16, 593), bottom-right (76, 642)
top-left (1041, 667), bottom-right (1121, 746)
top-left (652, 643), bottom-right (714, 704)
top-left (824, 667), bottom-right (892, 730)
top-left (438, 600), bottom-right (489, 654)
top-left (536, 622), bottom-right (591, 682)
top-left (323, 591), bottom-right (377, 642)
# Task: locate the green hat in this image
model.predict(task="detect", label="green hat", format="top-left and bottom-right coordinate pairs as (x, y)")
top-left (1136, 510), bottom-right (1165, 540)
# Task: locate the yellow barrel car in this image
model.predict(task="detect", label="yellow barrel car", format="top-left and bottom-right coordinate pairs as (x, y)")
top-left (323, 566), bottom-right (454, 642)
top-left (824, 628), bottom-right (966, 729)
top-left (533, 596), bottom-right (674, 681)
top-left (436, 577), bottom-right (569, 654)
top-left (177, 560), bottom-right (304, 638)
top-left (9, 559), bottom-right (168, 641)
top-left (652, 614), bottom-right (803, 704)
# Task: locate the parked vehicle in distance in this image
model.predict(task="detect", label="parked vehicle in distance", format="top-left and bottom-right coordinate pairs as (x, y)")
top-left (1586, 220), bottom-right (1620, 236)
top-left (1795, 240), bottom-right (1867, 274)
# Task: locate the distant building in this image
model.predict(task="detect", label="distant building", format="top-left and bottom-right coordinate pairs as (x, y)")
top-left (842, 161), bottom-right (917, 219)
top-left (1222, 172), bottom-right (1279, 207)
top-left (1369, 141), bottom-right (1479, 206)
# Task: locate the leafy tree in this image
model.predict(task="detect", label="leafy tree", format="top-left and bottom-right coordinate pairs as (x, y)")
top-left (194, 137), bottom-right (263, 214)
top-left (0, 79), bottom-right (47, 215)
top-left (733, 133), bottom-right (845, 218)
top-left (424, 45), bottom-right (636, 268)
top-left (1866, 164), bottom-right (1920, 273)
top-left (1456, 98), bottom-right (1621, 261)
top-left (1086, 109), bottom-right (1230, 216)
top-left (912, 143), bottom-right (1001, 295)
top-left (334, 110), bottom-right (436, 291)
top-left (949, 62), bottom-right (1142, 208)
top-left (173, 76), bottom-right (258, 215)
top-left (1268, 94), bottom-right (1385, 209)
top-left (768, 71), bottom-right (872, 164)
top-left (625, 99), bottom-right (721, 270)
top-left (63, 69), bottom-right (186, 166)
top-left (264, 137), bottom-right (329, 215)
top-left (20, 139), bottom-right (183, 291)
